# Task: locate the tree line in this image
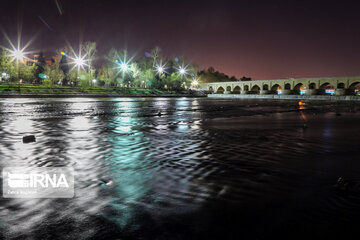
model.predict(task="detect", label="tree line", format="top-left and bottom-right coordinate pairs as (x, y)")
top-left (0, 42), bottom-right (250, 89)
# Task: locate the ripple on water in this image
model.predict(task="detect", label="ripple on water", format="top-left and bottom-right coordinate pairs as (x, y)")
top-left (1, 98), bottom-right (360, 239)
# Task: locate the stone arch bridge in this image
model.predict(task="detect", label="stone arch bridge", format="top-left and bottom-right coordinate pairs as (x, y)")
top-left (199, 76), bottom-right (360, 96)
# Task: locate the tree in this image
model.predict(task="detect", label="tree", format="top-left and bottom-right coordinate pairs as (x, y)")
top-left (18, 63), bottom-right (36, 83)
top-left (164, 73), bottom-right (186, 90)
top-left (57, 47), bottom-right (70, 85)
top-left (208, 66), bottom-right (215, 73)
top-left (240, 76), bottom-right (252, 81)
top-left (81, 41), bottom-right (97, 78)
top-left (98, 65), bottom-right (113, 87)
top-left (150, 46), bottom-right (162, 66)
top-left (130, 62), bottom-right (141, 87)
top-left (230, 76), bottom-right (237, 81)
top-left (138, 69), bottom-right (156, 88)
top-left (44, 63), bottom-right (65, 85)
top-left (35, 52), bottom-right (46, 84)
top-left (0, 48), bottom-right (16, 80)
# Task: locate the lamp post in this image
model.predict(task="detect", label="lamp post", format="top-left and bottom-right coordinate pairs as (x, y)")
top-left (11, 49), bottom-right (24, 90)
top-left (155, 63), bottom-right (166, 89)
top-left (74, 56), bottom-right (86, 86)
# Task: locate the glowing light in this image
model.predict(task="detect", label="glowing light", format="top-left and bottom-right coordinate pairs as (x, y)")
top-left (2, 30), bottom-right (36, 64)
top-left (66, 46), bottom-right (89, 72)
top-left (155, 62), bottom-right (167, 75)
top-left (115, 58), bottom-right (131, 73)
top-left (74, 56), bottom-right (86, 68)
top-left (11, 49), bottom-right (25, 61)
top-left (157, 66), bottom-right (164, 73)
top-left (325, 89), bottom-right (334, 95)
top-left (120, 63), bottom-right (129, 71)
top-left (178, 65), bottom-right (188, 76)
top-left (92, 79), bottom-right (96, 83)
top-left (192, 79), bottom-right (198, 86)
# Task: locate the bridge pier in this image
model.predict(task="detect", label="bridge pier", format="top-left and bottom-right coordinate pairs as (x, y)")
top-left (335, 89), bottom-right (346, 96)
top-left (281, 90), bottom-right (291, 95)
top-left (260, 90), bottom-right (270, 95)
top-left (346, 89), bottom-right (357, 95)
top-left (306, 89), bottom-right (318, 95)
top-left (224, 91), bottom-right (231, 94)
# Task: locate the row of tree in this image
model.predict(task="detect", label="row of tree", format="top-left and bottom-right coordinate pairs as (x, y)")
top-left (0, 42), bottom-right (250, 89)
top-left (198, 67), bottom-right (251, 82)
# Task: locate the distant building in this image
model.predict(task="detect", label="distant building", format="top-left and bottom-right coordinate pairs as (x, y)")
top-left (24, 53), bottom-right (57, 66)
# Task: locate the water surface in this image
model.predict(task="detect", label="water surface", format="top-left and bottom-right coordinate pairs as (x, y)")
top-left (1, 97), bottom-right (360, 239)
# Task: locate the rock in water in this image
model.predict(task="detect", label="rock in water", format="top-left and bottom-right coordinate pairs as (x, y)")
top-left (23, 135), bottom-right (36, 143)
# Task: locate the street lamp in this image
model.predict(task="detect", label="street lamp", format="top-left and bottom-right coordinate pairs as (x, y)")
top-left (179, 68), bottom-right (186, 75)
top-left (11, 49), bottom-right (25, 61)
top-left (11, 48), bottom-right (25, 83)
top-left (178, 66), bottom-right (188, 77)
top-left (155, 62), bottom-right (166, 75)
top-left (74, 56), bottom-right (86, 69)
top-left (157, 66), bottom-right (164, 74)
top-left (120, 63), bottom-right (129, 72)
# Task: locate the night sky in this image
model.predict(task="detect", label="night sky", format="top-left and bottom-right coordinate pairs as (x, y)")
top-left (1, 0), bottom-right (360, 80)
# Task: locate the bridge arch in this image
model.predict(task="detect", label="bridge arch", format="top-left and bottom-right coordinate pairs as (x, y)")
top-left (319, 82), bottom-right (335, 95)
top-left (284, 83), bottom-right (291, 90)
top-left (263, 84), bottom-right (269, 90)
top-left (271, 84), bottom-right (282, 94)
top-left (309, 83), bottom-right (316, 89)
top-left (251, 85), bottom-right (260, 93)
top-left (244, 85), bottom-right (249, 91)
top-left (233, 86), bottom-right (241, 94)
top-left (349, 81), bottom-right (360, 89)
top-left (294, 83), bottom-right (306, 95)
top-left (226, 86), bottom-right (231, 92)
top-left (216, 86), bottom-right (225, 94)
top-left (349, 82), bottom-right (360, 94)
top-left (271, 84), bottom-right (282, 91)
top-left (319, 82), bottom-right (335, 89)
top-left (337, 82), bottom-right (345, 88)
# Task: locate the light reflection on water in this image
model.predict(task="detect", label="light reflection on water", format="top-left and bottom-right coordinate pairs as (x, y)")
top-left (0, 98), bottom-right (360, 239)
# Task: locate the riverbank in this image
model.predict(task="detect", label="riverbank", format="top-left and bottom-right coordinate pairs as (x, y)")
top-left (208, 93), bottom-right (360, 101)
top-left (0, 84), bottom-right (206, 98)
top-left (0, 93), bottom-right (206, 98)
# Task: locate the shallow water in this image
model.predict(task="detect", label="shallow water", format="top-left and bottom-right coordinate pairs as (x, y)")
top-left (0, 97), bottom-right (360, 239)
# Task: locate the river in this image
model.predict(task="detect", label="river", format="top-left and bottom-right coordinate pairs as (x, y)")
top-left (0, 97), bottom-right (360, 239)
